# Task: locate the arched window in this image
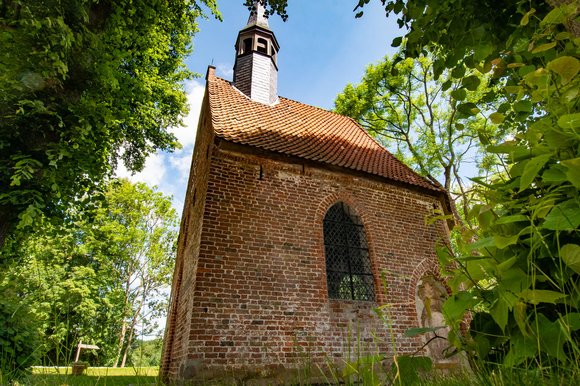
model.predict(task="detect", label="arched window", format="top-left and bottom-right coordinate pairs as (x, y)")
top-left (323, 202), bottom-right (375, 301)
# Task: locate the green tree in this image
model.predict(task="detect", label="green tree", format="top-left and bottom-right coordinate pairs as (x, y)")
top-left (0, 0), bottom-right (219, 248)
top-left (351, 0), bottom-right (580, 377)
top-left (89, 179), bottom-right (178, 368)
top-left (0, 179), bottom-right (177, 376)
top-left (1, 218), bottom-right (120, 375)
top-left (129, 338), bottom-right (163, 367)
top-left (334, 53), bottom-right (505, 227)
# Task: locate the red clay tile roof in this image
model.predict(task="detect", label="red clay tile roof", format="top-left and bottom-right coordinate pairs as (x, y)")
top-left (207, 72), bottom-right (442, 193)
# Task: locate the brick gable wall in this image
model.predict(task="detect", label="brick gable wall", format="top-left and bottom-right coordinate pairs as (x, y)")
top-left (161, 134), bottom-right (450, 382)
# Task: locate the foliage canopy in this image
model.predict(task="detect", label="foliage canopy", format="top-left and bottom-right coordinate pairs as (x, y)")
top-left (348, 0), bottom-right (580, 375)
top-left (334, 53), bottom-right (506, 227)
top-left (0, 0), bottom-right (218, 247)
top-left (0, 179), bottom-right (177, 375)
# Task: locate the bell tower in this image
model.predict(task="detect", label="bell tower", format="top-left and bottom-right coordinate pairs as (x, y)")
top-left (233, 0), bottom-right (280, 105)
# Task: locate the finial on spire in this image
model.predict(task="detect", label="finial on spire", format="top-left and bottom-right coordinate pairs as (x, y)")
top-left (246, 0), bottom-right (269, 28)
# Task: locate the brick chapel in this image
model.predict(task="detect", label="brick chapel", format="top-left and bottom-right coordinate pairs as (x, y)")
top-left (160, 2), bottom-right (453, 383)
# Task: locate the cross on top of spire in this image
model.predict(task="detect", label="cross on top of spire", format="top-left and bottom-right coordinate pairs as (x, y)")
top-left (246, 0), bottom-right (269, 29)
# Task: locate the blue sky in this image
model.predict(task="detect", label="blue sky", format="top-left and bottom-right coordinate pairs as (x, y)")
top-left (117, 1), bottom-right (401, 216)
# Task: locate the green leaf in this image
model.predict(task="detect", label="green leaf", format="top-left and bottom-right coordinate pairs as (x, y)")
top-left (520, 289), bottom-right (567, 305)
top-left (505, 85), bottom-right (523, 94)
top-left (561, 244), bottom-right (580, 274)
top-left (468, 236), bottom-right (496, 251)
top-left (514, 100), bottom-right (533, 112)
top-left (478, 130), bottom-right (490, 145)
top-left (501, 268), bottom-right (529, 294)
top-left (489, 112), bottom-right (505, 124)
top-left (462, 75), bottom-right (481, 91)
top-left (391, 36), bottom-right (403, 47)
top-left (519, 153), bottom-right (551, 191)
top-left (495, 234), bottom-right (519, 249)
top-left (451, 66), bottom-right (466, 78)
top-left (558, 113), bottom-right (580, 129)
top-left (466, 258), bottom-right (492, 282)
top-left (488, 141), bottom-right (518, 154)
top-left (443, 291), bottom-right (478, 325)
top-left (542, 165), bottom-right (568, 184)
top-left (490, 299), bottom-right (509, 332)
top-left (541, 5), bottom-right (575, 26)
top-left (560, 313), bottom-right (580, 331)
top-left (497, 256), bottom-right (518, 273)
top-left (514, 302), bottom-right (530, 336)
top-left (536, 314), bottom-right (568, 361)
top-left (473, 334), bottom-right (492, 359)
top-left (457, 102), bottom-right (480, 116)
top-left (520, 9), bottom-right (535, 26)
top-left (496, 215), bottom-right (528, 225)
top-left (543, 200), bottom-right (580, 231)
top-left (394, 356), bottom-right (433, 385)
top-left (519, 65), bottom-right (536, 77)
top-left (474, 44), bottom-right (494, 61)
top-left (547, 56), bottom-right (580, 85)
top-left (531, 41), bottom-right (557, 54)
top-left (450, 88), bottom-right (467, 101)
top-left (561, 158), bottom-right (580, 188)
top-left (404, 326), bottom-right (446, 337)
top-left (504, 331), bottom-right (537, 367)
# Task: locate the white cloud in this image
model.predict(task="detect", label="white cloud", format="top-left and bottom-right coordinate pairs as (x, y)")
top-left (216, 63), bottom-right (234, 79)
top-left (169, 152), bottom-right (193, 184)
top-left (115, 152), bottom-right (167, 188)
top-left (171, 79), bottom-right (205, 149)
top-left (114, 79), bottom-right (207, 217)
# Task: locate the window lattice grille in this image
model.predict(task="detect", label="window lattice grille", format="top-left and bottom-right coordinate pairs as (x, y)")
top-left (323, 203), bottom-right (375, 301)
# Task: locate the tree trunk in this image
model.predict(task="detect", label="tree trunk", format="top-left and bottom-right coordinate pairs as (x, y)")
top-left (120, 322), bottom-right (135, 368)
top-left (113, 277), bottom-right (132, 367)
top-left (120, 292), bottom-right (145, 367)
top-left (113, 320), bottom-right (127, 367)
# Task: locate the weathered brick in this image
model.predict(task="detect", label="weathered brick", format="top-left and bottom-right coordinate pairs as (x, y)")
top-left (161, 133), bottom-right (450, 382)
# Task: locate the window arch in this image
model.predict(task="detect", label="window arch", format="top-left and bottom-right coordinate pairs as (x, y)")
top-left (323, 202), bottom-right (375, 301)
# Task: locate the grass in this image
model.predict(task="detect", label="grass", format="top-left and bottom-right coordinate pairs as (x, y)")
top-left (20, 366), bottom-right (159, 385)
top-left (10, 363), bottom-right (580, 385)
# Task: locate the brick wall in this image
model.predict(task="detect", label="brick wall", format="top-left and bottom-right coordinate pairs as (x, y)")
top-left (164, 137), bottom-right (449, 382)
top-left (159, 87), bottom-right (215, 381)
